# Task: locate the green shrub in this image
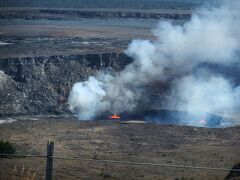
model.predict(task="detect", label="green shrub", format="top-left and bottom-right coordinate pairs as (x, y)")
top-left (0, 140), bottom-right (16, 154)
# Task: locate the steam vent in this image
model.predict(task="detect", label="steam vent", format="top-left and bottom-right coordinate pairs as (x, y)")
top-left (0, 0), bottom-right (240, 179)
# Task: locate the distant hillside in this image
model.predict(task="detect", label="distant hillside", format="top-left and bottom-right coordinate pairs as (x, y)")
top-left (0, 0), bottom-right (218, 9)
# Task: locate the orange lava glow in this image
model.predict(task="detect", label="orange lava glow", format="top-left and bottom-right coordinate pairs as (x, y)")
top-left (108, 114), bottom-right (121, 119)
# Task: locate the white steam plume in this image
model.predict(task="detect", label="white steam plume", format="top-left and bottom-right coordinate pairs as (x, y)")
top-left (169, 73), bottom-right (240, 117)
top-left (69, 0), bottom-right (240, 121)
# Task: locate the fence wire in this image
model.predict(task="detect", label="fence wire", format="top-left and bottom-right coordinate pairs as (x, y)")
top-left (0, 153), bottom-right (240, 172)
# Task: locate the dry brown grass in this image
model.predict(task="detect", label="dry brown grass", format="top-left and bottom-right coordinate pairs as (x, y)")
top-left (1, 165), bottom-right (39, 180)
top-left (1, 119), bottom-right (240, 179)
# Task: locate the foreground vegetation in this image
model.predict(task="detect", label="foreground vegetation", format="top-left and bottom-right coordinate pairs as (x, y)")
top-left (0, 140), bottom-right (16, 154)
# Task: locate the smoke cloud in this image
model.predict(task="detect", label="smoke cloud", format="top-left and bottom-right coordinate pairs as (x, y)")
top-left (169, 73), bottom-right (240, 116)
top-left (69, 0), bottom-right (240, 123)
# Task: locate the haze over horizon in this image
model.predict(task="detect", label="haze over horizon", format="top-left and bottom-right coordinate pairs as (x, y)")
top-left (0, 0), bottom-right (218, 9)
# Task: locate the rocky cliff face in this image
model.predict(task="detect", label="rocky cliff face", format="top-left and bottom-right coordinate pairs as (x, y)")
top-left (0, 53), bottom-right (131, 116)
top-left (0, 8), bottom-right (191, 20)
